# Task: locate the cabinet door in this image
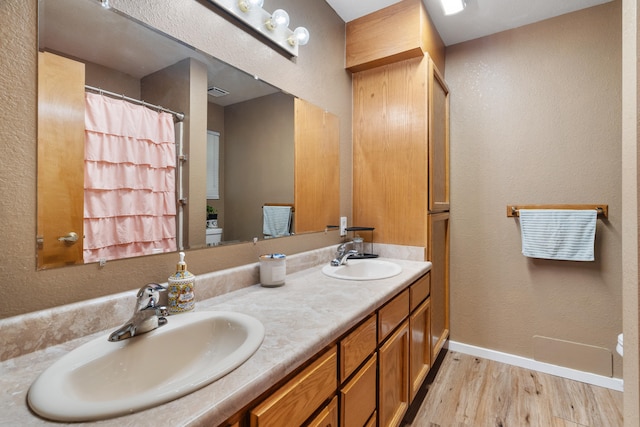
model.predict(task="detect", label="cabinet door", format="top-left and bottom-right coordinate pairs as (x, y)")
top-left (307, 396), bottom-right (338, 427)
top-left (428, 59), bottom-right (450, 212)
top-left (37, 52), bottom-right (85, 269)
top-left (378, 320), bottom-right (410, 427)
top-left (294, 98), bottom-right (340, 233)
top-left (353, 56), bottom-right (429, 247)
top-left (428, 212), bottom-right (450, 361)
top-left (340, 354), bottom-right (377, 427)
top-left (409, 298), bottom-right (431, 400)
top-left (364, 413), bottom-right (377, 427)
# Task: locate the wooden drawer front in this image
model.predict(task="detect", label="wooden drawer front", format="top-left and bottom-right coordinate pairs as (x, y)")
top-left (307, 396), bottom-right (338, 427)
top-left (378, 289), bottom-right (409, 344)
top-left (340, 315), bottom-right (377, 382)
top-left (409, 273), bottom-right (430, 312)
top-left (340, 354), bottom-right (377, 427)
top-left (250, 347), bottom-right (337, 427)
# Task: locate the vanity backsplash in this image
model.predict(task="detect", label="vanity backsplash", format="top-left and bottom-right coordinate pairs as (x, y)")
top-left (0, 244), bottom-right (424, 361)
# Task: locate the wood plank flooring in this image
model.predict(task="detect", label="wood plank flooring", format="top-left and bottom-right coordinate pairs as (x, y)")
top-left (405, 351), bottom-right (623, 427)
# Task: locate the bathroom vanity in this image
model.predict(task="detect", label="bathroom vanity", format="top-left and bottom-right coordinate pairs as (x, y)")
top-left (0, 247), bottom-right (432, 426)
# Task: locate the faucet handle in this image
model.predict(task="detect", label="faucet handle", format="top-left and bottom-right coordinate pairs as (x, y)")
top-left (136, 283), bottom-right (166, 311)
top-left (336, 241), bottom-right (353, 254)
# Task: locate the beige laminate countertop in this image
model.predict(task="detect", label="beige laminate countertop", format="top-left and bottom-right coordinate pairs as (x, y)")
top-left (0, 257), bottom-right (431, 426)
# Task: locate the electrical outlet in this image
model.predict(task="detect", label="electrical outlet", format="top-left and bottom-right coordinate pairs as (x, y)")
top-left (340, 216), bottom-right (347, 236)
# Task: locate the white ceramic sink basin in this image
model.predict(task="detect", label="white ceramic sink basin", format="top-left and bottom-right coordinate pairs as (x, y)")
top-left (28, 311), bottom-right (264, 422)
top-left (322, 259), bottom-right (402, 281)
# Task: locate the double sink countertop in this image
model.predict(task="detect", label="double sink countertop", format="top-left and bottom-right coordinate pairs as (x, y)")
top-left (0, 246), bottom-right (431, 426)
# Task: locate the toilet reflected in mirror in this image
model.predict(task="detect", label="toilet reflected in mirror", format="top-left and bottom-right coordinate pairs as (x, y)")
top-left (206, 227), bottom-right (223, 246)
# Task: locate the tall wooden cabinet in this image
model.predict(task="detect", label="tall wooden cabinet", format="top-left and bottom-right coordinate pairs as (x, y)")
top-left (353, 54), bottom-right (449, 245)
top-left (348, 0), bottom-right (450, 423)
top-left (350, 8), bottom-right (450, 423)
top-left (353, 54), bottom-right (450, 361)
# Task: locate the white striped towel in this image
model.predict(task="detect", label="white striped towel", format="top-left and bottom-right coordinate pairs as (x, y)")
top-left (519, 209), bottom-right (597, 261)
top-left (263, 206), bottom-right (292, 238)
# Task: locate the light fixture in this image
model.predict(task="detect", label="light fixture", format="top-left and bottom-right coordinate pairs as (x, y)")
top-left (440, 0), bottom-right (467, 16)
top-left (237, 0), bottom-right (263, 13)
top-left (288, 27), bottom-right (310, 46)
top-left (206, 0), bottom-right (310, 57)
top-left (266, 9), bottom-right (290, 31)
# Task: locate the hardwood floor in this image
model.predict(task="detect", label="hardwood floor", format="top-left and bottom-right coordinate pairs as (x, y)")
top-left (405, 351), bottom-right (623, 427)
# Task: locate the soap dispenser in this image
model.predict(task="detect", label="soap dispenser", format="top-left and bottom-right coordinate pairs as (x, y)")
top-left (167, 251), bottom-right (195, 314)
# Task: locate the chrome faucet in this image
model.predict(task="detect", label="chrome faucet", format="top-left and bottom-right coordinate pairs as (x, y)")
top-left (108, 283), bottom-right (169, 342)
top-left (331, 241), bottom-right (358, 266)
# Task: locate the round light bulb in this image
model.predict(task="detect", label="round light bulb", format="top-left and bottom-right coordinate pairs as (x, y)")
top-left (266, 9), bottom-right (289, 30)
top-left (288, 26), bottom-right (310, 46)
top-left (238, 0), bottom-right (263, 13)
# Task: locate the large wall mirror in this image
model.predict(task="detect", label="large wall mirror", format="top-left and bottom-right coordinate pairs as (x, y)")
top-left (37, 0), bottom-right (340, 270)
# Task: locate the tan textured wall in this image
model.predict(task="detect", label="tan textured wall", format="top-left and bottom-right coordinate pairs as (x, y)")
top-left (225, 93), bottom-right (294, 242)
top-left (84, 62), bottom-right (140, 98)
top-left (622, 0), bottom-right (639, 422)
top-left (0, 0), bottom-right (350, 318)
top-left (446, 1), bottom-right (623, 377)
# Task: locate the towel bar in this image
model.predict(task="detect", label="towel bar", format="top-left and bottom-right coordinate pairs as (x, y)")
top-left (263, 203), bottom-right (295, 212)
top-left (507, 204), bottom-right (608, 219)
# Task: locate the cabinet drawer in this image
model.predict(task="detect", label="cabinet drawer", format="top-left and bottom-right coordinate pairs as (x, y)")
top-left (340, 315), bottom-right (377, 382)
top-left (340, 354), bottom-right (377, 427)
top-left (409, 273), bottom-right (430, 312)
top-left (378, 289), bottom-right (409, 343)
top-left (307, 396), bottom-right (338, 427)
top-left (250, 347), bottom-right (337, 427)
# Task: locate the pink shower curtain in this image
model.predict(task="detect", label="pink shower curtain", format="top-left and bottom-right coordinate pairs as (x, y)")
top-left (83, 92), bottom-right (177, 263)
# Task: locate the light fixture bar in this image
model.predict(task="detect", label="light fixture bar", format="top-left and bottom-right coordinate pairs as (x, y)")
top-left (206, 0), bottom-right (309, 57)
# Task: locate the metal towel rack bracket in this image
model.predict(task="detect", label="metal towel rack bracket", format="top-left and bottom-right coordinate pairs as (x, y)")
top-left (507, 204), bottom-right (608, 219)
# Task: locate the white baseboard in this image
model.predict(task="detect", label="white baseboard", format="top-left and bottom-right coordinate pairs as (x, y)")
top-left (447, 340), bottom-right (624, 392)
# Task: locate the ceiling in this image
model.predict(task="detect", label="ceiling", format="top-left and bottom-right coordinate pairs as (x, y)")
top-left (324, 0), bottom-right (613, 46)
top-left (41, 0), bottom-right (279, 106)
top-left (42, 0), bottom-right (615, 104)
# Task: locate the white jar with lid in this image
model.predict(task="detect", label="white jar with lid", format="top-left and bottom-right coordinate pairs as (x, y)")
top-left (259, 253), bottom-right (286, 287)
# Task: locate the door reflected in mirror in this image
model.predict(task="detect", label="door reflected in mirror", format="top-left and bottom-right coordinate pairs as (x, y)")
top-left (36, 0), bottom-right (339, 270)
